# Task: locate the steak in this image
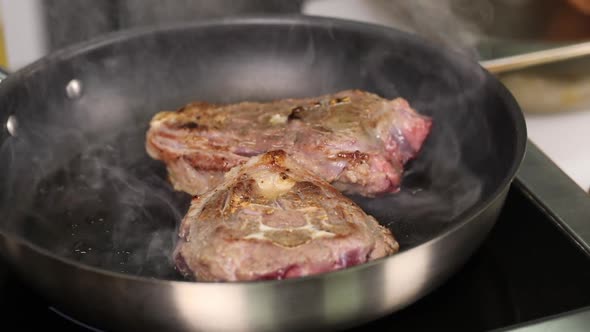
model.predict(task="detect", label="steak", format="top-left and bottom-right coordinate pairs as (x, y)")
top-left (146, 89), bottom-right (432, 197)
top-left (174, 150), bottom-right (399, 281)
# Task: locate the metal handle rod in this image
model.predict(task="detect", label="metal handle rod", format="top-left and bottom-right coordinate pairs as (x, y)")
top-left (480, 41), bottom-right (590, 74)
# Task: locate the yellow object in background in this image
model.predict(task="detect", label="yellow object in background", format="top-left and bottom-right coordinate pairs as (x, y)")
top-left (0, 14), bottom-right (7, 67)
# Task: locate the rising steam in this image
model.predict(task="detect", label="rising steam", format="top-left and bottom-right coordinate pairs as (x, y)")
top-left (0, 1), bottom-right (499, 280)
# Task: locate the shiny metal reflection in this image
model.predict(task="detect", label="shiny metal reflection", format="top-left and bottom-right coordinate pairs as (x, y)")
top-left (6, 114), bottom-right (17, 137)
top-left (383, 244), bottom-right (432, 309)
top-left (173, 284), bottom-right (251, 331)
top-left (66, 79), bottom-right (83, 99)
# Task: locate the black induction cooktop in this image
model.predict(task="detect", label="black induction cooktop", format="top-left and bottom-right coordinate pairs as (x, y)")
top-left (2, 142), bottom-right (590, 332)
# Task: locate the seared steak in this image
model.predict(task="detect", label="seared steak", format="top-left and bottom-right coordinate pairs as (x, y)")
top-left (146, 89), bottom-right (432, 197)
top-left (174, 150), bottom-right (398, 281)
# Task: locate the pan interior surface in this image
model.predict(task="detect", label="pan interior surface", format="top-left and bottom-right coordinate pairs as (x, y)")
top-left (0, 18), bottom-right (523, 280)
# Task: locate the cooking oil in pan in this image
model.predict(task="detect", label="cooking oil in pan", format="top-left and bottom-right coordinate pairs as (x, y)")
top-left (15, 128), bottom-right (190, 280)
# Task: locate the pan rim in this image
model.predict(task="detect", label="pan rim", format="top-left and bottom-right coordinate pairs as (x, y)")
top-left (0, 14), bottom-right (527, 286)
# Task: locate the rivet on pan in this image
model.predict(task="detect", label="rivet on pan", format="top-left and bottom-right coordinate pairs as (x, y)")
top-left (6, 114), bottom-right (18, 137)
top-left (66, 79), bottom-right (83, 99)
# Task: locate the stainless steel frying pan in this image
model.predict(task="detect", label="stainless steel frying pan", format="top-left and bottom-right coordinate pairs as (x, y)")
top-left (0, 16), bottom-right (526, 331)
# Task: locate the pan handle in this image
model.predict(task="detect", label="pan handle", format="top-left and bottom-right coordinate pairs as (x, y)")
top-left (480, 41), bottom-right (590, 74)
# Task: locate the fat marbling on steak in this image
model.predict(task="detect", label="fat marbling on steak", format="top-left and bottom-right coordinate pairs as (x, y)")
top-left (146, 89), bottom-right (432, 197)
top-left (174, 150), bottom-right (399, 281)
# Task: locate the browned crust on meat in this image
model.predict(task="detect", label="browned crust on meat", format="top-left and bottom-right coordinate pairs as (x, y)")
top-left (146, 89), bottom-right (432, 197)
top-left (336, 150), bottom-right (370, 166)
top-left (262, 149), bottom-right (288, 166)
top-left (174, 151), bottom-right (400, 281)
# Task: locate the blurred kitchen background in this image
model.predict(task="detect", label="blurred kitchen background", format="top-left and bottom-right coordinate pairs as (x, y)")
top-left (0, 0), bottom-right (589, 192)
